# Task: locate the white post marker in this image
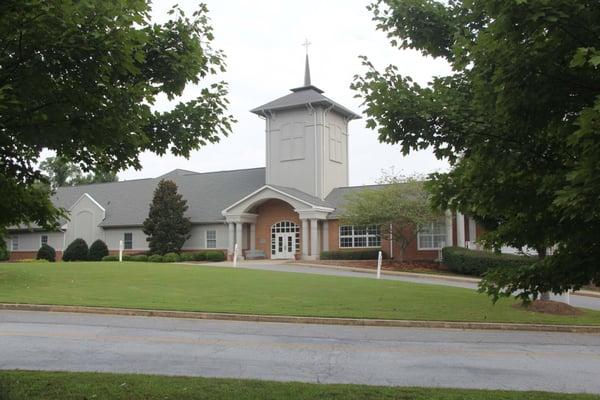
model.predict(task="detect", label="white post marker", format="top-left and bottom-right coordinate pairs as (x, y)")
top-left (118, 240), bottom-right (124, 262)
top-left (233, 243), bottom-right (238, 268)
top-left (376, 250), bottom-right (382, 279)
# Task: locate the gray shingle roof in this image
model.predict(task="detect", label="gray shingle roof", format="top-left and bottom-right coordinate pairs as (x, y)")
top-left (325, 184), bottom-right (388, 218)
top-left (51, 167), bottom-right (266, 227)
top-left (250, 86), bottom-right (360, 120)
top-left (269, 185), bottom-right (334, 209)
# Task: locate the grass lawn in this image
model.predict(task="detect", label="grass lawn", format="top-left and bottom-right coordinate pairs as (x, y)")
top-left (1, 261), bottom-right (600, 325)
top-left (1, 370), bottom-right (598, 400)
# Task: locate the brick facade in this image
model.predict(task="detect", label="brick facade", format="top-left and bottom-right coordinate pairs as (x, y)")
top-left (9, 251), bottom-right (63, 262)
top-left (253, 199), bottom-right (302, 259)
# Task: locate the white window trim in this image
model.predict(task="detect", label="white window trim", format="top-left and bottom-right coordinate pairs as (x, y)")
top-left (339, 225), bottom-right (381, 249)
top-left (40, 234), bottom-right (48, 247)
top-left (205, 230), bottom-right (217, 249)
top-left (417, 221), bottom-right (447, 250)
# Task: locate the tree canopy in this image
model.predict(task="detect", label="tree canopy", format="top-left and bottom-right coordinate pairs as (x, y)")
top-left (353, 0), bottom-right (600, 301)
top-left (340, 172), bottom-right (442, 261)
top-left (39, 156), bottom-right (118, 189)
top-left (143, 179), bottom-right (191, 255)
top-left (0, 0), bottom-right (233, 232)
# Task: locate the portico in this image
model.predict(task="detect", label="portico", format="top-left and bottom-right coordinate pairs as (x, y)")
top-left (222, 185), bottom-right (333, 260)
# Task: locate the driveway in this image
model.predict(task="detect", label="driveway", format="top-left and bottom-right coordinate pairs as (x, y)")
top-left (190, 260), bottom-right (600, 311)
top-left (1, 310), bottom-right (600, 393)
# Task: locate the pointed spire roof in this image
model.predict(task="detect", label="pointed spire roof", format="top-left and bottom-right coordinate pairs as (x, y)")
top-left (250, 50), bottom-right (360, 120)
top-left (304, 53), bottom-right (311, 86)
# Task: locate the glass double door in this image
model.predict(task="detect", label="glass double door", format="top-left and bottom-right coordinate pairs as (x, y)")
top-left (273, 232), bottom-right (296, 259)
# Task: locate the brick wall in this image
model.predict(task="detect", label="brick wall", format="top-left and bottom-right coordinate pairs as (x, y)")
top-left (254, 199), bottom-right (301, 259)
top-left (9, 251), bottom-right (63, 261)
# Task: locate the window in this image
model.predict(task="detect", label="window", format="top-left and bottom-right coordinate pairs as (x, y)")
top-left (418, 220), bottom-right (447, 250)
top-left (11, 235), bottom-right (18, 251)
top-left (124, 232), bottom-right (132, 250)
top-left (40, 234), bottom-right (48, 247)
top-left (206, 230), bottom-right (217, 249)
top-left (339, 225), bottom-right (381, 248)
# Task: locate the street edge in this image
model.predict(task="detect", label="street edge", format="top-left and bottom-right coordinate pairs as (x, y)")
top-left (1, 303), bottom-right (599, 334)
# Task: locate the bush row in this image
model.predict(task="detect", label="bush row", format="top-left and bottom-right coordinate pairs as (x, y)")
top-left (320, 249), bottom-right (386, 260)
top-left (442, 247), bottom-right (533, 276)
top-left (61, 238), bottom-right (109, 261)
top-left (102, 250), bottom-right (225, 263)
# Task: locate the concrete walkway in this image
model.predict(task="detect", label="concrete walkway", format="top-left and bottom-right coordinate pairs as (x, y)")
top-left (2, 310), bottom-right (600, 393)
top-left (184, 260), bottom-right (600, 311)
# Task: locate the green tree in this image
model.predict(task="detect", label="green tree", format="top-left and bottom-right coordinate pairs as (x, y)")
top-left (1, 0), bottom-right (233, 232)
top-left (143, 179), bottom-right (191, 255)
top-left (352, 0), bottom-right (600, 302)
top-left (340, 172), bottom-right (442, 262)
top-left (39, 156), bottom-right (82, 189)
top-left (72, 171), bottom-right (119, 186)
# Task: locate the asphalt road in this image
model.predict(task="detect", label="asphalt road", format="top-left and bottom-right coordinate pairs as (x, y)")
top-left (1, 310), bottom-right (600, 394)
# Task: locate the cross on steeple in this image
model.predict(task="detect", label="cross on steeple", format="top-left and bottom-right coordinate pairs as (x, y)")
top-left (302, 39), bottom-right (311, 86)
top-left (302, 38), bottom-right (311, 55)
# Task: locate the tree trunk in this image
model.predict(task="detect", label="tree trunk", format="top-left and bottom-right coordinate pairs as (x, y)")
top-left (537, 247), bottom-right (550, 301)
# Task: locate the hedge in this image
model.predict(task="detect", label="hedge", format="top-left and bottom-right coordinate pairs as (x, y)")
top-left (163, 252), bottom-right (180, 263)
top-left (63, 238), bottom-right (89, 261)
top-left (36, 244), bottom-right (56, 262)
top-left (442, 247), bottom-right (533, 276)
top-left (131, 254), bottom-right (148, 262)
top-left (320, 249), bottom-right (385, 260)
top-left (88, 240), bottom-right (109, 261)
top-left (148, 254), bottom-right (163, 262)
top-left (102, 255), bottom-right (119, 261)
top-left (179, 252), bottom-right (194, 262)
top-left (205, 250), bottom-right (225, 262)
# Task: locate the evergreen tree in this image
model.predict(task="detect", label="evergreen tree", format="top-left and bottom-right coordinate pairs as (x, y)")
top-left (143, 180), bottom-right (191, 255)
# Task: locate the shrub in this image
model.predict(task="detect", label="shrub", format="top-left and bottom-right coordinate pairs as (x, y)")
top-left (163, 252), bottom-right (180, 262)
top-left (63, 238), bottom-right (89, 261)
top-left (320, 250), bottom-right (385, 260)
top-left (0, 238), bottom-right (9, 261)
top-left (36, 244), bottom-right (56, 262)
top-left (88, 240), bottom-right (109, 261)
top-left (179, 252), bottom-right (194, 262)
top-left (102, 255), bottom-right (119, 261)
top-left (122, 254), bottom-right (132, 261)
top-left (131, 254), bottom-right (148, 262)
top-left (192, 252), bottom-right (207, 261)
top-left (442, 247), bottom-right (533, 276)
top-left (148, 254), bottom-right (163, 262)
top-left (18, 258), bottom-right (48, 263)
top-left (205, 250), bottom-right (225, 262)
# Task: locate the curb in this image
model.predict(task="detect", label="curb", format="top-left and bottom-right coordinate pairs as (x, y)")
top-left (1, 303), bottom-right (599, 334)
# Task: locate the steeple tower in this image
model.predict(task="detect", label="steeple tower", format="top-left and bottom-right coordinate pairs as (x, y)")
top-left (251, 47), bottom-right (360, 199)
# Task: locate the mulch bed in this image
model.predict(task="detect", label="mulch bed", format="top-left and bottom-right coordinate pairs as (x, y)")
top-left (513, 300), bottom-right (583, 316)
top-left (296, 260), bottom-right (447, 273)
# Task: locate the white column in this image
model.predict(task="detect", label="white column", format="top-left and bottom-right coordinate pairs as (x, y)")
top-left (301, 219), bottom-right (309, 258)
top-left (445, 210), bottom-right (453, 248)
top-left (456, 211), bottom-right (466, 248)
top-left (468, 217), bottom-right (477, 249)
top-left (235, 223), bottom-right (243, 250)
top-left (250, 223), bottom-right (256, 250)
top-left (310, 219), bottom-right (319, 258)
top-left (322, 220), bottom-right (329, 252)
top-left (227, 222), bottom-right (234, 255)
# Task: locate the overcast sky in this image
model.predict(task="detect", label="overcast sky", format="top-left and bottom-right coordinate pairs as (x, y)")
top-left (119, 0), bottom-right (451, 185)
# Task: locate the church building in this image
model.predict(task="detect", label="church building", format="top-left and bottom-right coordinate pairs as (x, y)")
top-left (7, 57), bottom-right (479, 261)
